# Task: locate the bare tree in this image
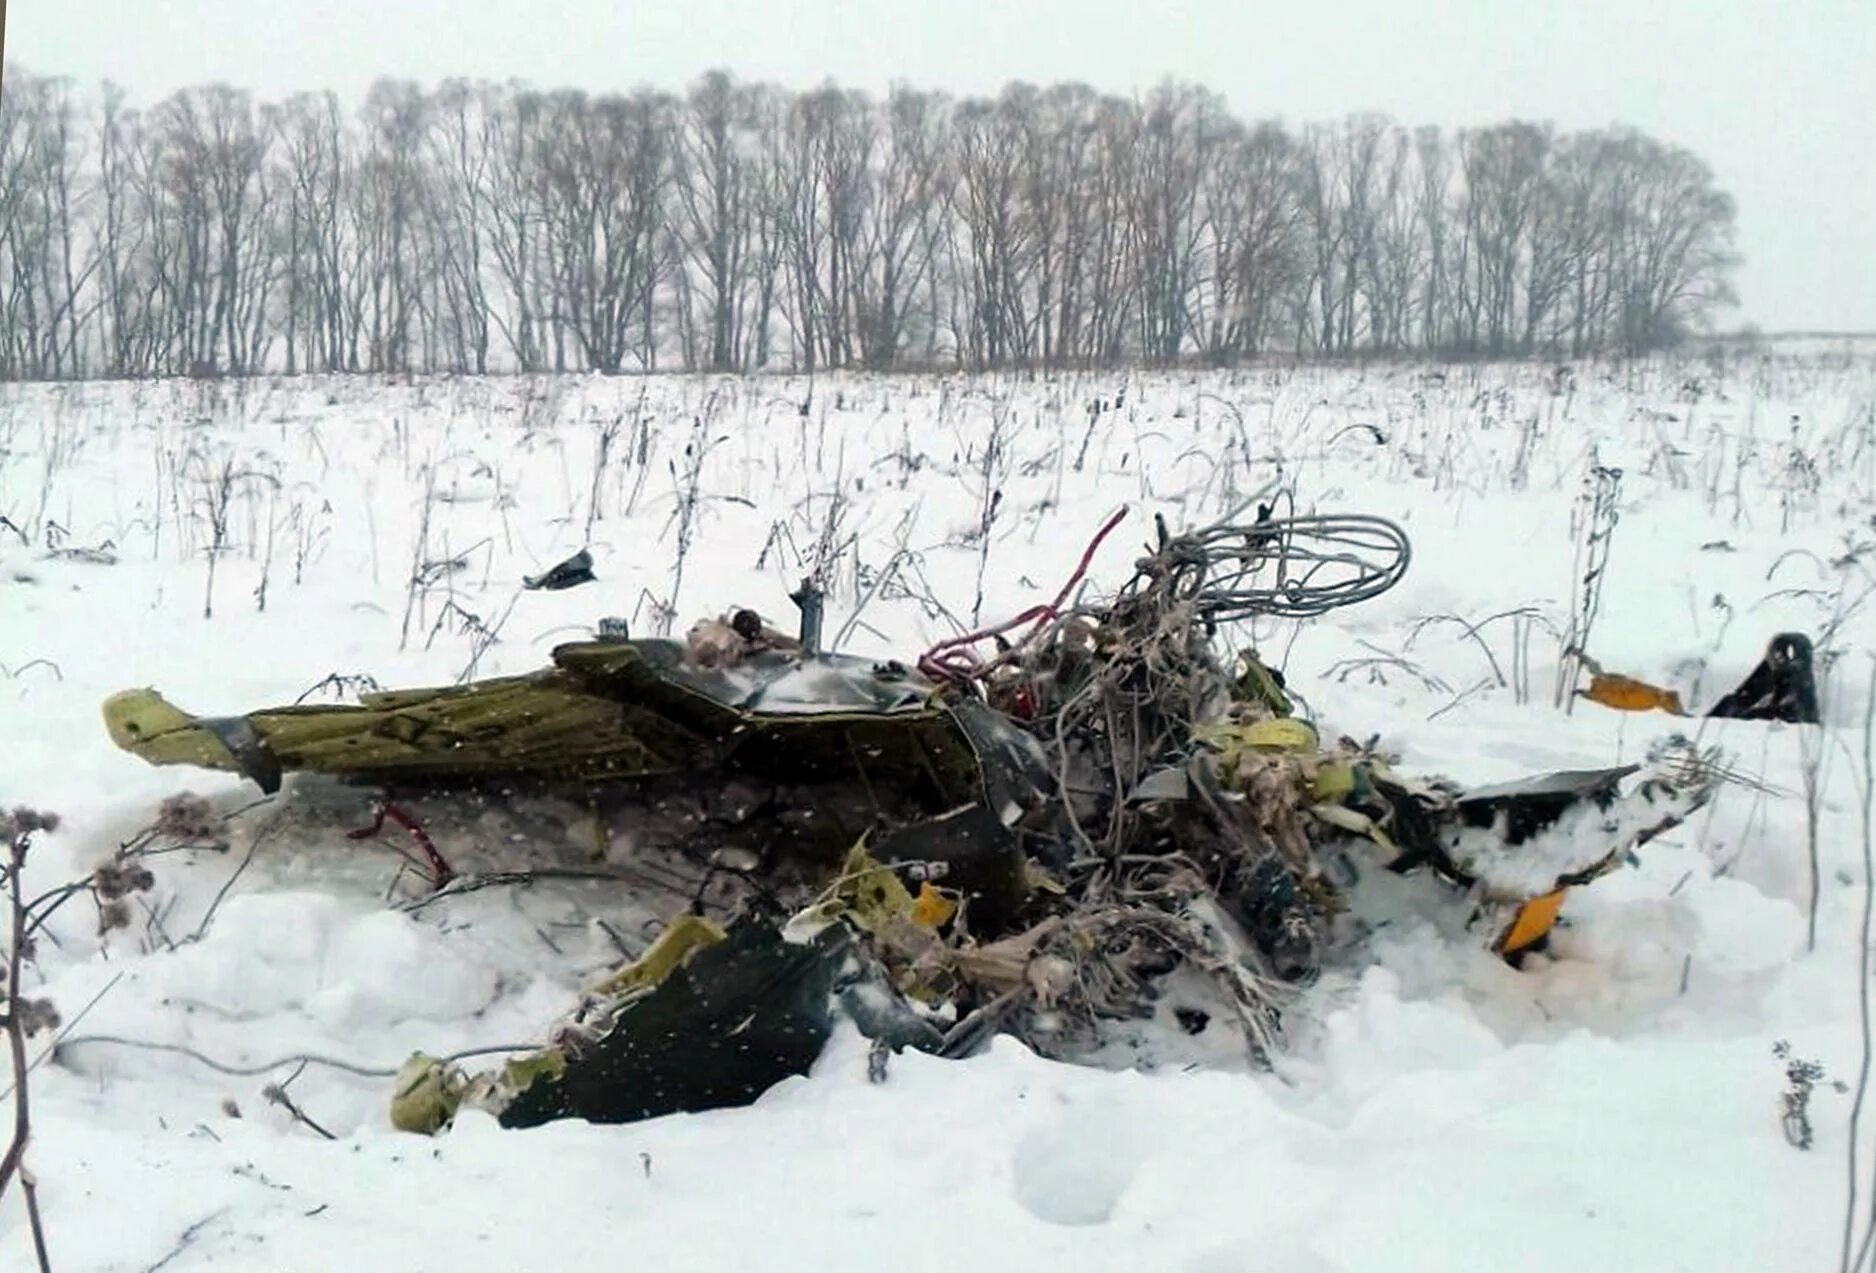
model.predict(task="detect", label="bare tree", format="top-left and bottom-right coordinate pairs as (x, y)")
top-left (419, 81), bottom-right (492, 372)
top-left (1130, 82), bottom-right (1220, 364)
top-left (0, 68), bottom-right (1744, 380)
top-left (851, 84), bottom-right (948, 368)
top-left (535, 89), bottom-right (672, 373)
top-left (672, 71), bottom-right (766, 371)
top-left (952, 87), bottom-right (1038, 368)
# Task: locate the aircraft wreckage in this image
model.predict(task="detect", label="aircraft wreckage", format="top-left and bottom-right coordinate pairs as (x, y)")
top-left (100, 505), bottom-right (1813, 1132)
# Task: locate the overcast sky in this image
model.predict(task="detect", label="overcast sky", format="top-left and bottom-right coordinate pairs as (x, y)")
top-left (9, 0), bottom-right (1872, 332)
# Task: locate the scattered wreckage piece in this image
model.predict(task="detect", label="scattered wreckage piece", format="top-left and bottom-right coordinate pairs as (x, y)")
top-left (450, 917), bottom-right (850, 1131)
top-left (1432, 754), bottom-right (1715, 959)
top-left (96, 503), bottom-right (1734, 1136)
top-left (102, 631), bottom-right (1054, 922)
top-left (1576, 632), bottom-right (1820, 724)
top-left (522, 548), bottom-right (597, 592)
top-left (392, 857), bottom-right (966, 1133)
top-left (1580, 672), bottom-right (1688, 716)
top-left (103, 638), bottom-right (981, 797)
top-left (1708, 633), bottom-right (1820, 724)
top-left (389, 738), bottom-right (1717, 1134)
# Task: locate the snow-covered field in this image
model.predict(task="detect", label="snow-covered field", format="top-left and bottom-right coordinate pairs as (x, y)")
top-left (4, 347), bottom-right (1876, 1271)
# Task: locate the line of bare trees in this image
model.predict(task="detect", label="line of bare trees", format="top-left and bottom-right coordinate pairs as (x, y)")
top-left (0, 68), bottom-right (1741, 380)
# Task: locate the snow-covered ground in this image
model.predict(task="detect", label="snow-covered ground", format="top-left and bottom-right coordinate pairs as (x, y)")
top-left (4, 347), bottom-right (1875, 1271)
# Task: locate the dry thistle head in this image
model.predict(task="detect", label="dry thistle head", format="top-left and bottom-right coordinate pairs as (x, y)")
top-left (15, 997), bottom-right (61, 1038)
top-left (1, 806), bottom-right (62, 842)
top-left (154, 792), bottom-right (221, 841)
top-left (96, 898), bottom-right (133, 934)
top-left (92, 861), bottom-right (156, 900)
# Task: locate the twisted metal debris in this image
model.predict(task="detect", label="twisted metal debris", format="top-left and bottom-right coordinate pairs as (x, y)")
top-left (100, 493), bottom-right (1737, 1131)
top-left (903, 500), bottom-right (1413, 1057)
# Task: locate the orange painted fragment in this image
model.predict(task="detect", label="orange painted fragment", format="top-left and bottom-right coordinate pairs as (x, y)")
top-left (1583, 673), bottom-right (1686, 715)
top-left (910, 881), bottom-right (958, 929)
top-left (1499, 889), bottom-right (1568, 957)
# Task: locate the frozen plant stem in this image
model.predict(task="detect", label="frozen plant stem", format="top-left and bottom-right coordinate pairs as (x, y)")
top-left (1555, 462), bottom-right (1622, 712)
top-left (192, 454), bottom-right (278, 621)
top-left (399, 465), bottom-right (438, 651)
top-left (584, 412), bottom-right (625, 543)
top-left (1, 830), bottom-right (56, 1273)
top-left (1844, 662), bottom-right (1876, 1273)
top-left (1804, 708), bottom-right (1829, 954)
top-left (970, 406), bottom-right (1011, 627)
top-left (662, 419), bottom-right (711, 637)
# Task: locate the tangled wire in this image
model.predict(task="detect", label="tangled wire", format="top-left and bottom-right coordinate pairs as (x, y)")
top-left (912, 498), bottom-right (1412, 1056)
top-left (919, 499), bottom-right (1411, 688)
top-left (1124, 508), bottom-right (1412, 624)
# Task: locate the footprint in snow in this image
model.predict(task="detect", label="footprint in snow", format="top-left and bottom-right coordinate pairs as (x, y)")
top-left (1009, 1114), bottom-right (1146, 1227)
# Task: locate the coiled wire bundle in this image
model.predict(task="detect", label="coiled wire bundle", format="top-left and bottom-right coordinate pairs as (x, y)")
top-left (1116, 505), bottom-right (1412, 627)
top-left (918, 498), bottom-right (1412, 688)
